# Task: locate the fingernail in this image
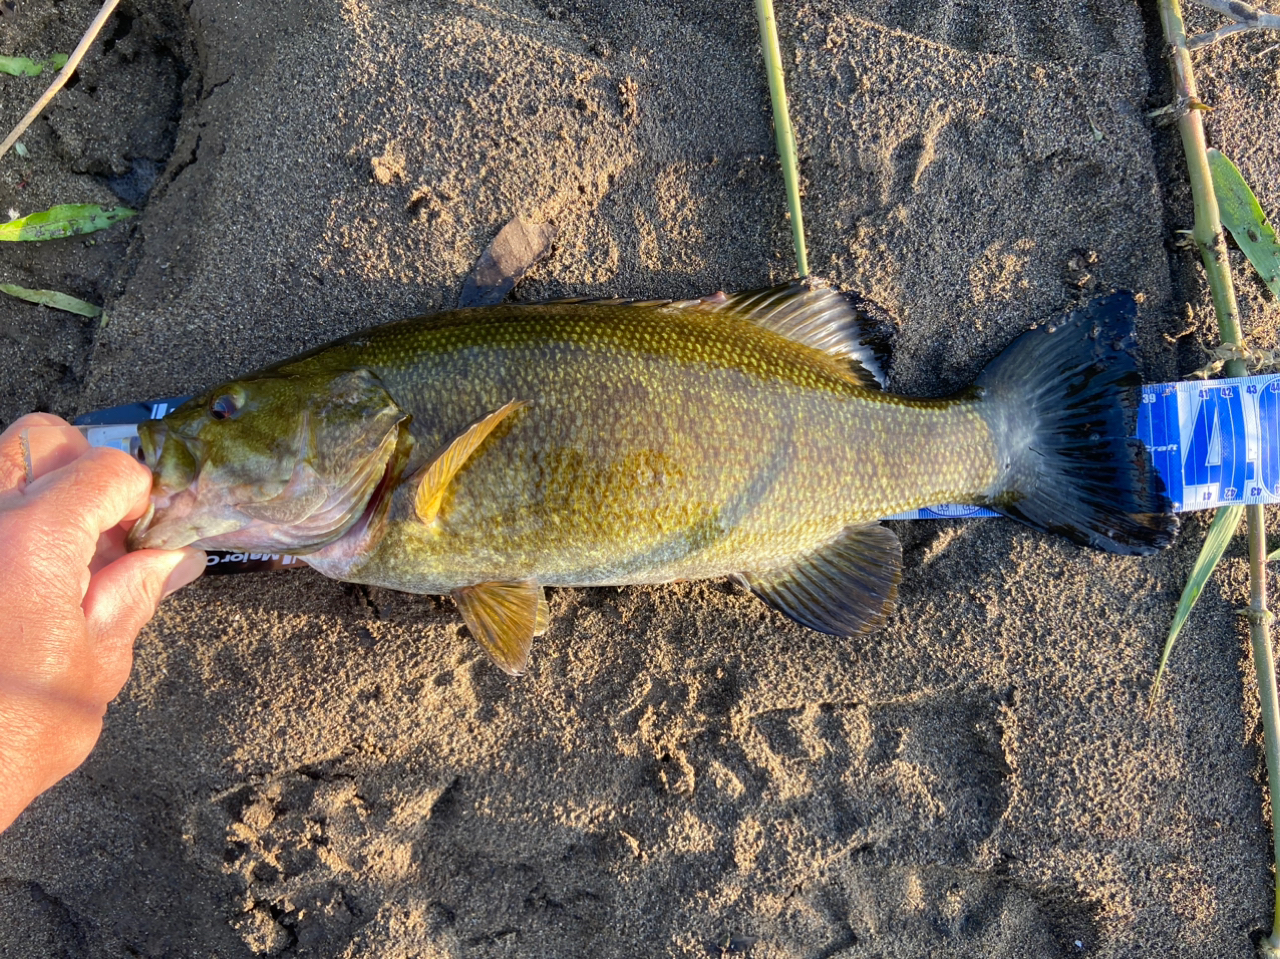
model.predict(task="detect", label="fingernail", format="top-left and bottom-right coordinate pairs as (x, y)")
top-left (162, 548), bottom-right (208, 598)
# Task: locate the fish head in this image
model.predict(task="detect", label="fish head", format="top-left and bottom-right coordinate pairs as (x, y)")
top-left (128, 368), bottom-right (408, 553)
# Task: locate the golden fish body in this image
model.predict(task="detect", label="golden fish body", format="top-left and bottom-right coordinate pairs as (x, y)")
top-left (302, 301), bottom-right (992, 591)
top-left (130, 282), bottom-right (1175, 673)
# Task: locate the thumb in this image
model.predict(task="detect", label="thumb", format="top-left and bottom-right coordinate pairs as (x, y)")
top-left (82, 548), bottom-right (207, 697)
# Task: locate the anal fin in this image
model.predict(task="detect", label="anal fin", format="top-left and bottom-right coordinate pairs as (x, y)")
top-left (738, 524), bottom-right (902, 636)
top-left (534, 594), bottom-right (550, 637)
top-left (453, 579), bottom-right (545, 676)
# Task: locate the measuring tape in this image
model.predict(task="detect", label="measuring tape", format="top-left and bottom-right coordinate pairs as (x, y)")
top-left (72, 379), bottom-right (1277, 570)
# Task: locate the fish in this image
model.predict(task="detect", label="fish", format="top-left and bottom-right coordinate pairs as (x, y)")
top-left (128, 280), bottom-right (1177, 675)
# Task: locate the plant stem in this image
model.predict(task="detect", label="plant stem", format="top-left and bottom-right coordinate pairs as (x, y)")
top-left (1158, 0), bottom-right (1280, 950)
top-left (754, 0), bottom-right (809, 278)
top-left (1158, 0), bottom-right (1244, 355)
top-left (1249, 501), bottom-right (1280, 946)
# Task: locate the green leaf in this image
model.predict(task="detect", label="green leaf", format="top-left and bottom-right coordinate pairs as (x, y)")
top-left (1209, 149), bottom-right (1280, 300)
top-left (1152, 504), bottom-right (1245, 701)
top-left (0, 204), bottom-right (136, 241)
top-left (0, 283), bottom-right (102, 317)
top-left (0, 55), bottom-right (43, 77)
top-left (47, 54), bottom-right (69, 71)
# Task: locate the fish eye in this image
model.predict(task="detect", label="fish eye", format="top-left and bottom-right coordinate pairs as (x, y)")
top-left (209, 393), bottom-right (241, 420)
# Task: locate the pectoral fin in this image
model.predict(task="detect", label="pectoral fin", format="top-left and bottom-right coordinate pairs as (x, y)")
top-left (738, 524), bottom-right (902, 636)
top-left (453, 579), bottom-right (546, 676)
top-left (414, 399), bottom-right (529, 525)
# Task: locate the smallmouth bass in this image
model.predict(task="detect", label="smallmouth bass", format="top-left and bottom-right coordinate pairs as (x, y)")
top-left (129, 281), bottom-right (1176, 674)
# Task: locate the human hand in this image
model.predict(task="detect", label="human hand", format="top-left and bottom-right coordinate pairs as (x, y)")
top-left (0, 413), bottom-right (206, 833)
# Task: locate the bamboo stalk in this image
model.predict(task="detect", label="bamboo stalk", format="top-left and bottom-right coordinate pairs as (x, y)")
top-left (1157, 0), bottom-right (1280, 950)
top-left (754, 0), bottom-right (809, 278)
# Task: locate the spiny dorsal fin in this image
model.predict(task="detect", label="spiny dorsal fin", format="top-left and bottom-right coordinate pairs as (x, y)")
top-left (737, 523), bottom-right (902, 636)
top-left (453, 579), bottom-right (545, 676)
top-left (545, 279), bottom-right (886, 388)
top-left (414, 399), bottom-right (529, 525)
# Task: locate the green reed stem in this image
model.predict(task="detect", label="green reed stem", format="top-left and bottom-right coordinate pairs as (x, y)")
top-left (754, 0), bottom-right (809, 277)
top-left (1157, 0), bottom-right (1280, 949)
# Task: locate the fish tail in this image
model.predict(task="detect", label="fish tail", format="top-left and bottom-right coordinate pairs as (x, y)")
top-left (974, 292), bottom-right (1177, 555)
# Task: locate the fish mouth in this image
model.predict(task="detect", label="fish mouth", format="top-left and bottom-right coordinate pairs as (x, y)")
top-left (126, 486), bottom-right (242, 551)
top-left (127, 501), bottom-right (158, 548)
top-left (128, 421), bottom-right (406, 554)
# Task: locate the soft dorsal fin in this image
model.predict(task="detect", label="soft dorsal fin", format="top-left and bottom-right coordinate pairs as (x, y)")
top-left (737, 523), bottom-right (902, 636)
top-left (414, 399), bottom-right (529, 525)
top-left (545, 278), bottom-right (886, 388)
top-left (678, 280), bottom-right (886, 388)
top-left (453, 579), bottom-right (545, 676)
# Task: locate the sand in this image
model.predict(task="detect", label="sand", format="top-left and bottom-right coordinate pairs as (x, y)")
top-left (2, 0), bottom-right (1280, 955)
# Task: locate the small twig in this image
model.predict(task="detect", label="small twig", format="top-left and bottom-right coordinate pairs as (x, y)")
top-left (1186, 0), bottom-right (1280, 48)
top-left (1191, 343), bottom-right (1280, 378)
top-left (0, 0), bottom-right (121, 162)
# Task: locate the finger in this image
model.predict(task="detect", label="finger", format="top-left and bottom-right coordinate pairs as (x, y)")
top-left (20, 426), bottom-right (92, 484)
top-left (82, 548), bottom-right (206, 695)
top-left (0, 412), bottom-right (68, 441)
top-left (20, 447), bottom-right (153, 562)
top-left (0, 415), bottom-right (80, 491)
top-left (90, 524), bottom-right (132, 575)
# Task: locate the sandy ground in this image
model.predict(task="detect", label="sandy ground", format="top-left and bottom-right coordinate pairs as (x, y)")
top-left (2, 0), bottom-right (1280, 956)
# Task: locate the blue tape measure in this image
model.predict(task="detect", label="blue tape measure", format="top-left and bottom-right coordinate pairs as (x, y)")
top-left (1136, 375), bottom-right (1280, 512)
top-left (79, 379), bottom-right (1280, 526)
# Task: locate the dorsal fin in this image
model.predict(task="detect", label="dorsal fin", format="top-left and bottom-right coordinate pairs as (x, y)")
top-left (676, 280), bottom-right (886, 388)
top-left (544, 278), bottom-right (886, 388)
top-left (414, 399), bottom-right (529, 525)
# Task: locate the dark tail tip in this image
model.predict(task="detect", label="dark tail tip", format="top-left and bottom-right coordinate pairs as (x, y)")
top-left (976, 292), bottom-right (1178, 555)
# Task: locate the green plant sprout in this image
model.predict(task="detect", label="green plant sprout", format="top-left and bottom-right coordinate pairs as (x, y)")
top-left (1211, 150), bottom-right (1280, 300)
top-left (0, 54), bottom-right (69, 77)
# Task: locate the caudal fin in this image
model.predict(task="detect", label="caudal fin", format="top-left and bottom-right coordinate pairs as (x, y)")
top-left (975, 292), bottom-right (1177, 555)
